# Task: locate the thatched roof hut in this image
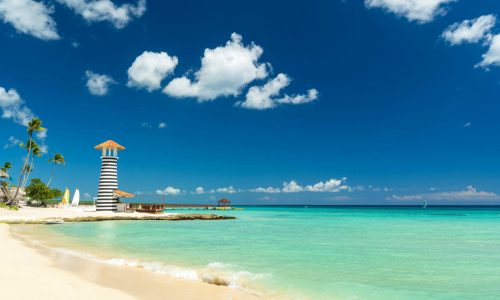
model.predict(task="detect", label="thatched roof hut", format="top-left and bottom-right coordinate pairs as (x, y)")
top-left (113, 189), bottom-right (135, 198)
top-left (217, 198), bottom-right (231, 207)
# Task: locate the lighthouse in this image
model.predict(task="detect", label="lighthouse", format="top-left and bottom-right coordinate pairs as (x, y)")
top-left (95, 140), bottom-right (126, 211)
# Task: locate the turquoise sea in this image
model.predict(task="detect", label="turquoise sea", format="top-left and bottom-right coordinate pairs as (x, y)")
top-left (18, 206), bottom-right (500, 299)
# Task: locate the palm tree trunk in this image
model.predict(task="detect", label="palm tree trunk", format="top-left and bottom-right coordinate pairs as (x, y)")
top-left (22, 158), bottom-right (34, 187)
top-left (47, 168), bottom-right (55, 187)
top-left (11, 136), bottom-right (32, 205)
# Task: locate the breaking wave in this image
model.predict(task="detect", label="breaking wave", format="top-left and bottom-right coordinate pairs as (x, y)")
top-left (19, 235), bottom-right (267, 294)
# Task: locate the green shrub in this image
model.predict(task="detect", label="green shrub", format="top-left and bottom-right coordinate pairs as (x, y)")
top-left (25, 178), bottom-right (63, 207)
top-left (0, 203), bottom-right (18, 211)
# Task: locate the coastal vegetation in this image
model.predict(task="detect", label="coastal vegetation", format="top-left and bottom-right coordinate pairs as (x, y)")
top-left (0, 203), bottom-right (18, 211)
top-left (1, 117), bottom-right (65, 207)
top-left (11, 118), bottom-right (46, 204)
top-left (47, 153), bottom-right (65, 187)
top-left (24, 178), bottom-right (62, 207)
top-left (1, 162), bottom-right (11, 188)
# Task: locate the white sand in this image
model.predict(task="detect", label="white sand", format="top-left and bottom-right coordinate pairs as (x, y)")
top-left (0, 207), bottom-right (265, 299)
top-left (0, 205), bottom-right (176, 223)
top-left (0, 224), bottom-right (134, 300)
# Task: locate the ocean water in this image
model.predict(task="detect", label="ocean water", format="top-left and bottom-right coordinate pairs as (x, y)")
top-left (16, 206), bottom-right (500, 299)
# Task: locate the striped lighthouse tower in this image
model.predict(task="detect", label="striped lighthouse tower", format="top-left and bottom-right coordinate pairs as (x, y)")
top-left (95, 140), bottom-right (125, 211)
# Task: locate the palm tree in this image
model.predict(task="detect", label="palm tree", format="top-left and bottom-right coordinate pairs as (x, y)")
top-left (11, 118), bottom-right (46, 205)
top-left (47, 153), bottom-right (65, 187)
top-left (1, 162), bottom-right (12, 172)
top-left (1, 162), bottom-right (12, 189)
top-left (22, 144), bottom-right (43, 187)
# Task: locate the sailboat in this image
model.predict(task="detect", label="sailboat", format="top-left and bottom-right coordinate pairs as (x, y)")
top-left (61, 188), bottom-right (70, 207)
top-left (423, 200), bottom-right (428, 209)
top-left (71, 188), bottom-right (80, 206)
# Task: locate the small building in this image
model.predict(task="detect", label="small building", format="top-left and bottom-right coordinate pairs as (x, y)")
top-left (217, 198), bottom-right (231, 208)
top-left (0, 186), bottom-right (25, 203)
top-left (129, 203), bottom-right (165, 214)
top-left (114, 190), bottom-right (135, 212)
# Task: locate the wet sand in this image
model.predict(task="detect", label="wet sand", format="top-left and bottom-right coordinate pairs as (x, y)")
top-left (0, 221), bottom-right (262, 299)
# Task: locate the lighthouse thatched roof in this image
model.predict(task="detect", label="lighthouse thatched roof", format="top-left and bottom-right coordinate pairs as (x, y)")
top-left (95, 140), bottom-right (125, 150)
top-left (113, 189), bottom-right (135, 198)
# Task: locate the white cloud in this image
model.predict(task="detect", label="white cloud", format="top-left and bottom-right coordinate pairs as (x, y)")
top-left (163, 33), bottom-right (268, 101)
top-left (364, 0), bottom-right (454, 23)
top-left (281, 178), bottom-right (352, 193)
top-left (83, 192), bottom-right (91, 198)
top-left (276, 88), bottom-right (318, 105)
top-left (304, 178), bottom-right (351, 192)
top-left (36, 129), bottom-right (47, 140)
top-left (282, 180), bottom-right (304, 193)
top-left (193, 186), bottom-right (205, 194)
top-left (215, 186), bottom-right (237, 194)
top-left (3, 136), bottom-right (20, 149)
top-left (0, 86), bottom-right (34, 126)
top-left (39, 143), bottom-right (48, 153)
top-left (127, 51), bottom-right (178, 91)
top-left (463, 121), bottom-right (471, 127)
top-left (85, 70), bottom-right (115, 96)
top-left (56, 0), bottom-right (146, 29)
top-left (250, 186), bottom-right (281, 193)
top-left (477, 34), bottom-right (500, 68)
top-left (442, 15), bottom-right (496, 45)
top-left (158, 122), bottom-right (167, 128)
top-left (0, 0), bottom-right (59, 40)
top-left (389, 186), bottom-right (500, 201)
top-left (140, 122), bottom-right (151, 128)
top-left (35, 128), bottom-right (48, 153)
top-left (27, 125), bottom-right (49, 153)
top-left (156, 186), bottom-right (181, 195)
top-left (353, 185), bottom-right (366, 191)
top-left (238, 73), bottom-right (318, 110)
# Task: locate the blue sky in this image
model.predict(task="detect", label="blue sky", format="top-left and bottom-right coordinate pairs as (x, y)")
top-left (1, 0), bottom-right (500, 205)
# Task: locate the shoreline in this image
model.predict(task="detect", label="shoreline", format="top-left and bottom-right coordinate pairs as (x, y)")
top-left (1, 224), bottom-right (264, 299)
top-left (0, 206), bottom-right (234, 224)
top-left (0, 207), bottom-right (266, 299)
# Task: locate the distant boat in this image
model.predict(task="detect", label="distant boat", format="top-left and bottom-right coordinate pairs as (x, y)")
top-left (71, 188), bottom-right (80, 206)
top-left (423, 200), bottom-right (428, 208)
top-left (61, 188), bottom-right (70, 206)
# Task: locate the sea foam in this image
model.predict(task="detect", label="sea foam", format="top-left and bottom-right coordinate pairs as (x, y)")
top-left (29, 241), bottom-right (266, 293)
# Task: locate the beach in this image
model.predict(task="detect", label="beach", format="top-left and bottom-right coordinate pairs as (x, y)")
top-left (0, 208), bottom-right (261, 300)
top-left (2, 206), bottom-right (500, 299)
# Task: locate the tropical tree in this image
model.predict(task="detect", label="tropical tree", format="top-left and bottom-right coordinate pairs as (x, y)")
top-left (1, 162), bottom-right (12, 189)
top-left (22, 144), bottom-right (43, 187)
top-left (47, 153), bottom-right (65, 187)
top-left (25, 178), bottom-right (63, 207)
top-left (1, 162), bottom-right (12, 172)
top-left (10, 118), bottom-right (46, 205)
